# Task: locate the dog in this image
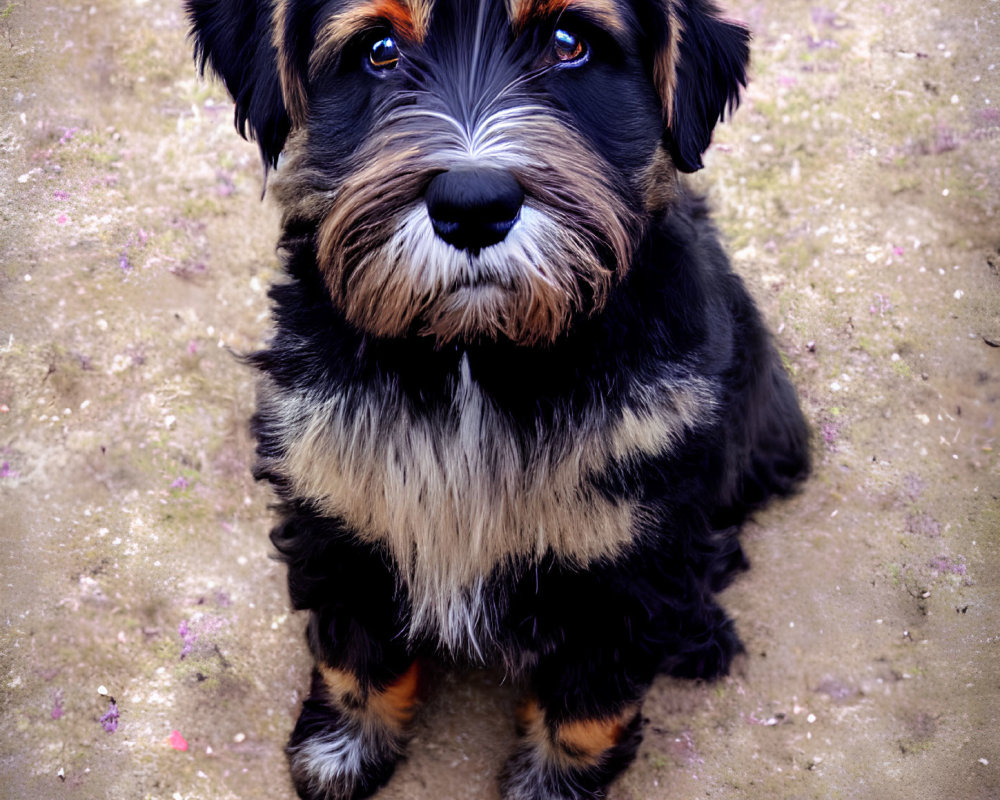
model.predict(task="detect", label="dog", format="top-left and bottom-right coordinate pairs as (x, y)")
top-left (186, 1), bottom-right (810, 798)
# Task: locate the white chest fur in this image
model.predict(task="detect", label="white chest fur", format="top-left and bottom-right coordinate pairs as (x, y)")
top-left (259, 355), bottom-right (714, 655)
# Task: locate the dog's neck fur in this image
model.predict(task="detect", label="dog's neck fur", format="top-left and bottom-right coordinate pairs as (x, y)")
top-left (253, 204), bottom-right (726, 655)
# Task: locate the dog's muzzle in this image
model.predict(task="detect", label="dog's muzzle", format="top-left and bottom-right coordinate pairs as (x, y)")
top-left (424, 167), bottom-right (524, 252)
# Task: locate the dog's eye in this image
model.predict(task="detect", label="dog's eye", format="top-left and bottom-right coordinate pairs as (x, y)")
top-left (368, 35), bottom-right (400, 71)
top-left (553, 28), bottom-right (588, 64)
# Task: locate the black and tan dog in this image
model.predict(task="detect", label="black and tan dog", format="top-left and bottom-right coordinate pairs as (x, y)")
top-left (187, 0), bottom-right (810, 797)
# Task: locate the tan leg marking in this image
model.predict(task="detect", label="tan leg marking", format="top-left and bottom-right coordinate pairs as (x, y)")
top-left (318, 664), bottom-right (365, 707)
top-left (516, 698), bottom-right (637, 769)
top-left (369, 661), bottom-right (422, 732)
top-left (318, 662), bottom-right (421, 733)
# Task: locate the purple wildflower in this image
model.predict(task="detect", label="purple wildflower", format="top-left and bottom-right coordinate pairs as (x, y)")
top-left (821, 423), bottom-right (840, 450)
top-left (100, 699), bottom-right (119, 733)
top-left (179, 619), bottom-right (197, 659)
top-left (928, 556), bottom-right (967, 576)
top-left (51, 690), bottom-right (64, 720)
top-left (870, 294), bottom-right (892, 316)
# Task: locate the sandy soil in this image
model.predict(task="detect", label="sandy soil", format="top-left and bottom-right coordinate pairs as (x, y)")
top-left (1, 1), bottom-right (997, 799)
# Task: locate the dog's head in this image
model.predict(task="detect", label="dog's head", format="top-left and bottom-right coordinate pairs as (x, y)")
top-left (189, 0), bottom-right (748, 345)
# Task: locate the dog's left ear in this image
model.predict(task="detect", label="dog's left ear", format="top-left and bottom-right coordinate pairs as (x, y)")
top-left (649, 0), bottom-right (750, 173)
top-left (187, 0), bottom-right (291, 168)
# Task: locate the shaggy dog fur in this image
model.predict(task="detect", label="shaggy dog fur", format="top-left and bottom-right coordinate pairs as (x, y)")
top-left (186, 0), bottom-right (810, 797)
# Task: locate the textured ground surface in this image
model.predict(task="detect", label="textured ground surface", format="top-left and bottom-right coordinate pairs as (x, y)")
top-left (1, 1), bottom-right (998, 799)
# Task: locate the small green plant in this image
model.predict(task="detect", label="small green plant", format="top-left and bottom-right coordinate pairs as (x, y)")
top-left (1, 2), bottom-right (17, 47)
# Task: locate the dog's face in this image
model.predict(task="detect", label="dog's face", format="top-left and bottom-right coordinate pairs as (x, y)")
top-left (190, 0), bottom-right (749, 345)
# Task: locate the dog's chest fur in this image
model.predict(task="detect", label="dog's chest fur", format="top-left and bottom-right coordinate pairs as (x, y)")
top-left (259, 353), bottom-right (715, 653)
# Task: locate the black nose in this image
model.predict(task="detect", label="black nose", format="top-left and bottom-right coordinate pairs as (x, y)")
top-left (424, 168), bottom-right (524, 251)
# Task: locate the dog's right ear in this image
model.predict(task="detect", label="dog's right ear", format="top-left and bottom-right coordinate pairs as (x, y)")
top-left (187, 0), bottom-right (290, 167)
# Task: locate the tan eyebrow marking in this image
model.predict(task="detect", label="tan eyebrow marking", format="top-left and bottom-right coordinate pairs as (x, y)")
top-left (507, 0), bottom-right (628, 36)
top-left (310, 0), bottom-right (433, 77)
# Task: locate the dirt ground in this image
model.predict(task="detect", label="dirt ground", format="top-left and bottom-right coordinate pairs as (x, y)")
top-left (0, 1), bottom-right (997, 799)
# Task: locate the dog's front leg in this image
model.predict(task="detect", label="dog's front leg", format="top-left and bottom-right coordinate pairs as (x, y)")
top-left (271, 516), bottom-right (419, 800)
top-left (286, 613), bottom-right (420, 800)
top-left (500, 650), bottom-right (648, 800)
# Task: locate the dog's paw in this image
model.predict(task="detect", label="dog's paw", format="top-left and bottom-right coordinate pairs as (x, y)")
top-left (499, 742), bottom-right (635, 800)
top-left (287, 699), bottom-right (402, 800)
top-left (499, 744), bottom-right (593, 800)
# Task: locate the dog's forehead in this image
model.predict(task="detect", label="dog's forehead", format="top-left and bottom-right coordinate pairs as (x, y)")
top-left (312, 0), bottom-right (633, 46)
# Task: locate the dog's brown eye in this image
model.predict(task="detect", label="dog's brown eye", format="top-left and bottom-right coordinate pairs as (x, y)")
top-left (553, 29), bottom-right (587, 64)
top-left (369, 36), bottom-right (400, 70)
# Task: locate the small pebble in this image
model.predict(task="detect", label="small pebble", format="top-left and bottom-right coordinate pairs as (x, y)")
top-left (97, 685), bottom-right (108, 696)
